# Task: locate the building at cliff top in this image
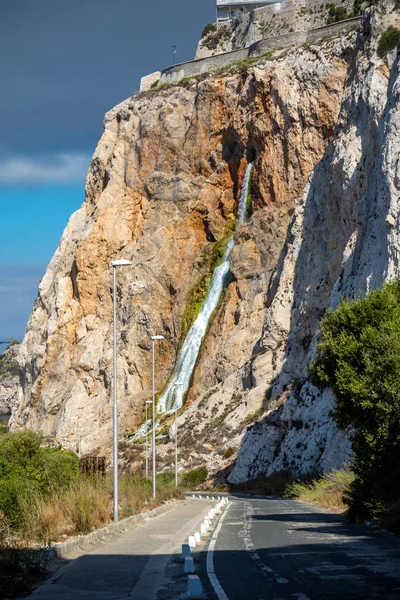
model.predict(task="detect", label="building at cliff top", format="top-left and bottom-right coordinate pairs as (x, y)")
top-left (217, 0), bottom-right (283, 21)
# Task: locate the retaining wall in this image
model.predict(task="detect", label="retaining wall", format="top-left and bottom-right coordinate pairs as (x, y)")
top-left (159, 17), bottom-right (360, 85)
top-left (249, 16), bottom-right (361, 56)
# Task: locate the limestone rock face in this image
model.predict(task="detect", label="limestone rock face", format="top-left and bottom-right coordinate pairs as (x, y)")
top-left (0, 345), bottom-right (20, 420)
top-left (11, 1), bottom-right (400, 483)
top-left (230, 0), bottom-right (400, 482)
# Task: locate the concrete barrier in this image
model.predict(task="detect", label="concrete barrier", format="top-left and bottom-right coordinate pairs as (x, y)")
top-left (188, 535), bottom-right (197, 548)
top-left (194, 531), bottom-right (201, 543)
top-left (184, 556), bottom-right (195, 573)
top-left (188, 574), bottom-right (203, 597)
top-left (182, 543), bottom-right (192, 558)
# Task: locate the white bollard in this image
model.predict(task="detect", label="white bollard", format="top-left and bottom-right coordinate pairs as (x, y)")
top-left (188, 535), bottom-right (196, 548)
top-left (198, 495), bottom-right (202, 499)
top-left (194, 531), bottom-right (201, 543)
top-left (206, 495), bottom-right (209, 500)
top-left (200, 522), bottom-right (207, 534)
top-left (188, 574), bottom-right (203, 597)
top-left (184, 556), bottom-right (195, 573)
top-left (182, 543), bottom-right (191, 558)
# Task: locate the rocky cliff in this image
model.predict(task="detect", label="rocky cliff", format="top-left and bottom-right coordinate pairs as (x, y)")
top-left (12, 1), bottom-right (400, 482)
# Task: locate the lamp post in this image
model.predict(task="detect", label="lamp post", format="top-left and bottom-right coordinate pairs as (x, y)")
top-left (151, 335), bottom-right (165, 500)
top-left (145, 400), bottom-right (152, 479)
top-left (172, 381), bottom-right (184, 489)
top-left (111, 258), bottom-right (132, 523)
top-left (172, 45), bottom-right (176, 64)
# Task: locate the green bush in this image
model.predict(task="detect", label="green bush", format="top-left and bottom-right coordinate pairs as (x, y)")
top-left (326, 4), bottom-right (348, 24)
top-left (0, 431), bottom-right (79, 530)
top-left (202, 23), bottom-right (217, 38)
top-left (377, 26), bottom-right (399, 58)
top-left (223, 447), bottom-right (236, 459)
top-left (310, 280), bottom-right (400, 528)
top-left (181, 466), bottom-right (208, 488)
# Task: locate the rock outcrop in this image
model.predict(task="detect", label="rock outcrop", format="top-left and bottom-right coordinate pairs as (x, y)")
top-left (11, 1), bottom-right (400, 483)
top-left (0, 345), bottom-right (20, 423)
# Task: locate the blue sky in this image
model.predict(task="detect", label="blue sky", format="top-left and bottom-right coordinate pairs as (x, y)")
top-left (0, 0), bottom-right (215, 346)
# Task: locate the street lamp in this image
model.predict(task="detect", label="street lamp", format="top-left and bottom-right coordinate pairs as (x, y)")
top-left (172, 381), bottom-right (184, 488)
top-left (112, 258), bottom-right (132, 523)
top-left (172, 45), bottom-right (176, 64)
top-left (151, 335), bottom-right (165, 500)
top-left (145, 400), bottom-right (152, 479)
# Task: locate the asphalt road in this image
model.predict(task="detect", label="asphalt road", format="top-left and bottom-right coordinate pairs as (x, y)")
top-left (204, 497), bottom-right (400, 600)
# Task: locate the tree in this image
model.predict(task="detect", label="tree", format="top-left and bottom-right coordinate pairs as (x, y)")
top-left (310, 281), bottom-right (400, 529)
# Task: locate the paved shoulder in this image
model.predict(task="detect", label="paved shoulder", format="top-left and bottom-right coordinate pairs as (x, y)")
top-left (208, 497), bottom-right (400, 600)
top-left (25, 499), bottom-right (211, 600)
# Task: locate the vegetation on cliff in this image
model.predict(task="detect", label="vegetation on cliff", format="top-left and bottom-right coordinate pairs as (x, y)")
top-left (179, 221), bottom-right (236, 348)
top-left (377, 25), bottom-right (400, 58)
top-left (310, 280), bottom-right (400, 531)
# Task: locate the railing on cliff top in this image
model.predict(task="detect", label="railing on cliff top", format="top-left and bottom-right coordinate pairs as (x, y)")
top-left (158, 17), bottom-right (361, 85)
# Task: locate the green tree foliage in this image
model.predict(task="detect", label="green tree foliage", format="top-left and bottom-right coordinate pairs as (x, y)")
top-left (377, 26), bottom-right (400, 58)
top-left (0, 431), bottom-right (78, 529)
top-left (310, 281), bottom-right (400, 529)
top-left (326, 4), bottom-right (349, 24)
top-left (181, 466), bottom-right (208, 488)
top-left (202, 23), bottom-right (217, 38)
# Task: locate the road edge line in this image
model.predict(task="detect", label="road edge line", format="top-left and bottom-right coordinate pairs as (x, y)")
top-left (206, 501), bottom-right (231, 600)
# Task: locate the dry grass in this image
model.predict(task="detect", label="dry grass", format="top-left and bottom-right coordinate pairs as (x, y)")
top-left (286, 470), bottom-right (354, 513)
top-left (33, 499), bottom-right (72, 543)
top-left (11, 472), bottom-right (181, 544)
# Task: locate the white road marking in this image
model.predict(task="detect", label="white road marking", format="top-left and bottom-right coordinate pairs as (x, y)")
top-left (206, 501), bottom-right (231, 600)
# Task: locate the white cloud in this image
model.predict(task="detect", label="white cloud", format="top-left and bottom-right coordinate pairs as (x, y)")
top-left (0, 153), bottom-right (90, 185)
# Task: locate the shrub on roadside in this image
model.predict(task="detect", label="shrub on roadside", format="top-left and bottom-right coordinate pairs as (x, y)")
top-left (310, 280), bottom-right (400, 530)
top-left (181, 466), bottom-right (208, 488)
top-left (0, 431), bottom-right (79, 531)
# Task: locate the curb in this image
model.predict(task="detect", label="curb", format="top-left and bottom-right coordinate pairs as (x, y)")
top-left (50, 499), bottom-right (186, 559)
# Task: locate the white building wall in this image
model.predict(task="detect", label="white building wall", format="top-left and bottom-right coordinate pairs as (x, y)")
top-left (217, 1), bottom-right (281, 20)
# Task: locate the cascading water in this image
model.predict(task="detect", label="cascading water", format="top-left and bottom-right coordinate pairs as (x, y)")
top-left (157, 161), bottom-right (254, 414)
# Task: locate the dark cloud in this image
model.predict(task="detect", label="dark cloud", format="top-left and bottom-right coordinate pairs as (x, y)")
top-left (0, 0), bottom-right (214, 159)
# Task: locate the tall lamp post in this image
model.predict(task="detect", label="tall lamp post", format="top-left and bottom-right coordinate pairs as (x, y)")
top-left (145, 400), bottom-right (152, 479)
top-left (151, 335), bottom-right (165, 500)
top-left (172, 381), bottom-right (184, 488)
top-left (111, 259), bottom-right (132, 523)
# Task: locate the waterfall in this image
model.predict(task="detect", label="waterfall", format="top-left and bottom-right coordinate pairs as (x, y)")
top-left (157, 162), bottom-right (254, 414)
